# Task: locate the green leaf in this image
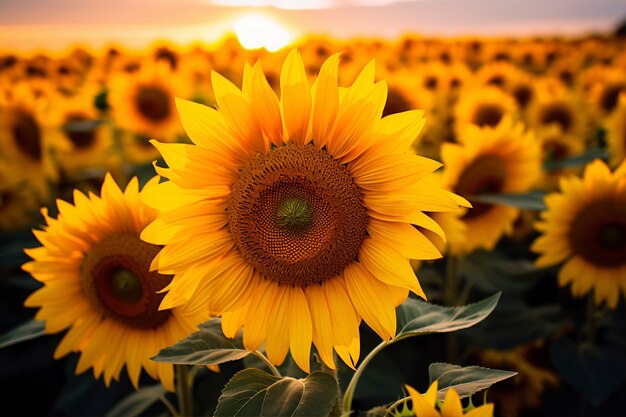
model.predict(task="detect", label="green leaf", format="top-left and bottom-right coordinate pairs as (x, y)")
top-left (104, 384), bottom-right (166, 417)
top-left (395, 293), bottom-right (501, 342)
top-left (543, 147), bottom-right (609, 171)
top-left (471, 191), bottom-right (547, 211)
top-left (214, 368), bottom-right (338, 417)
top-left (429, 363), bottom-right (517, 400)
top-left (63, 119), bottom-right (102, 132)
top-left (0, 319), bottom-right (47, 349)
top-left (151, 318), bottom-right (250, 366)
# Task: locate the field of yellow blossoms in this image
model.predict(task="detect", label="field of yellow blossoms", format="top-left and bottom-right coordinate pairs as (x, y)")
top-left (1, 33), bottom-right (626, 417)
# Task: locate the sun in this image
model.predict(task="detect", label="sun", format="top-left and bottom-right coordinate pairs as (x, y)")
top-left (233, 14), bottom-right (293, 52)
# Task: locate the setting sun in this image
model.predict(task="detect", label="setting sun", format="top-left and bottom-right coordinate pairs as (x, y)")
top-left (233, 14), bottom-right (294, 52)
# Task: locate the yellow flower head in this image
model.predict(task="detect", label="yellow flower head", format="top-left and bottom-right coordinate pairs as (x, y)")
top-left (406, 381), bottom-right (494, 417)
top-left (22, 174), bottom-right (208, 391)
top-left (532, 159), bottom-right (626, 309)
top-left (442, 117), bottom-right (542, 254)
top-left (141, 49), bottom-right (469, 373)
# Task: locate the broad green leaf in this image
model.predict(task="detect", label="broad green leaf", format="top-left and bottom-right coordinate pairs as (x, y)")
top-left (543, 147), bottom-right (609, 171)
top-left (471, 191), bottom-right (547, 211)
top-left (104, 384), bottom-right (166, 417)
top-left (550, 337), bottom-right (626, 406)
top-left (152, 318), bottom-right (250, 366)
top-left (459, 249), bottom-right (540, 293)
top-left (214, 368), bottom-right (338, 417)
top-left (429, 363), bottom-right (517, 400)
top-left (0, 319), bottom-right (47, 349)
top-left (63, 119), bottom-right (103, 132)
top-left (395, 293), bottom-right (501, 342)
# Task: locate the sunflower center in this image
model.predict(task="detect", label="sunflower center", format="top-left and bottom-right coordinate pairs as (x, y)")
top-left (64, 113), bottom-right (96, 149)
top-left (135, 85), bottom-right (171, 123)
top-left (600, 83), bottom-right (626, 114)
top-left (474, 103), bottom-right (504, 128)
top-left (276, 197), bottom-right (314, 234)
top-left (0, 190), bottom-right (12, 211)
top-left (487, 75), bottom-right (505, 88)
top-left (109, 268), bottom-right (144, 303)
top-left (570, 201), bottom-right (626, 267)
top-left (81, 233), bottom-right (172, 329)
top-left (228, 143), bottom-right (368, 288)
top-left (454, 154), bottom-right (506, 220)
top-left (543, 140), bottom-right (569, 162)
top-left (12, 110), bottom-right (42, 161)
top-left (540, 103), bottom-right (572, 133)
top-left (512, 84), bottom-right (533, 110)
top-left (424, 76), bottom-right (438, 90)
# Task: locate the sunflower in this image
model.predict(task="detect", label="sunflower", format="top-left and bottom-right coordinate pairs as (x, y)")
top-left (537, 125), bottom-right (585, 191)
top-left (22, 174), bottom-right (208, 390)
top-left (141, 49), bottom-right (468, 372)
top-left (475, 61), bottom-right (522, 91)
top-left (528, 82), bottom-right (588, 140)
top-left (453, 86), bottom-right (518, 136)
top-left (107, 61), bottom-right (190, 141)
top-left (604, 94), bottom-right (626, 167)
top-left (0, 81), bottom-right (58, 198)
top-left (48, 84), bottom-right (121, 181)
top-left (587, 68), bottom-right (626, 120)
top-left (441, 117), bottom-right (541, 254)
top-left (406, 381), bottom-right (494, 417)
top-left (532, 159), bottom-right (626, 309)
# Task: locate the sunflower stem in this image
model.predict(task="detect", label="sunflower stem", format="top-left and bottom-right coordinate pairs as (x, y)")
top-left (385, 396), bottom-right (410, 417)
top-left (321, 361), bottom-right (342, 417)
top-left (253, 350), bottom-right (282, 377)
top-left (342, 340), bottom-right (389, 417)
top-left (445, 255), bottom-right (460, 363)
top-left (175, 365), bottom-right (193, 417)
top-left (584, 295), bottom-right (597, 344)
top-left (159, 394), bottom-right (180, 417)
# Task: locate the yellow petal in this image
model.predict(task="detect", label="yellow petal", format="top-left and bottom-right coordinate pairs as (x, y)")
top-left (305, 284), bottom-right (336, 370)
top-left (280, 49), bottom-right (311, 144)
top-left (406, 384), bottom-right (440, 417)
top-left (441, 388), bottom-right (463, 417)
top-left (344, 262), bottom-right (396, 340)
top-left (311, 53), bottom-right (340, 149)
top-left (367, 219), bottom-right (442, 260)
top-left (288, 286), bottom-right (312, 373)
top-left (250, 61), bottom-right (283, 147)
top-left (359, 238), bottom-right (426, 299)
top-left (265, 286), bottom-right (290, 366)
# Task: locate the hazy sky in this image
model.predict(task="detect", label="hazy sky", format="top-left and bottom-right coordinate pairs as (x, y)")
top-left (1, 0), bottom-right (625, 51)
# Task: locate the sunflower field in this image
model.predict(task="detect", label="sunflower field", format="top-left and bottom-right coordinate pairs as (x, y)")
top-left (1, 25), bottom-right (626, 417)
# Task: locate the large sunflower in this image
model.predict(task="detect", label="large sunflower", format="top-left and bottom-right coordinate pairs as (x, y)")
top-left (22, 174), bottom-right (207, 390)
top-left (441, 117), bottom-right (541, 254)
top-left (532, 159), bottom-right (626, 309)
top-left (141, 50), bottom-right (468, 372)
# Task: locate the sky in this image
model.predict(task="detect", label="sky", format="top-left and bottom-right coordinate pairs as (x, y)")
top-left (1, 0), bottom-right (625, 52)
